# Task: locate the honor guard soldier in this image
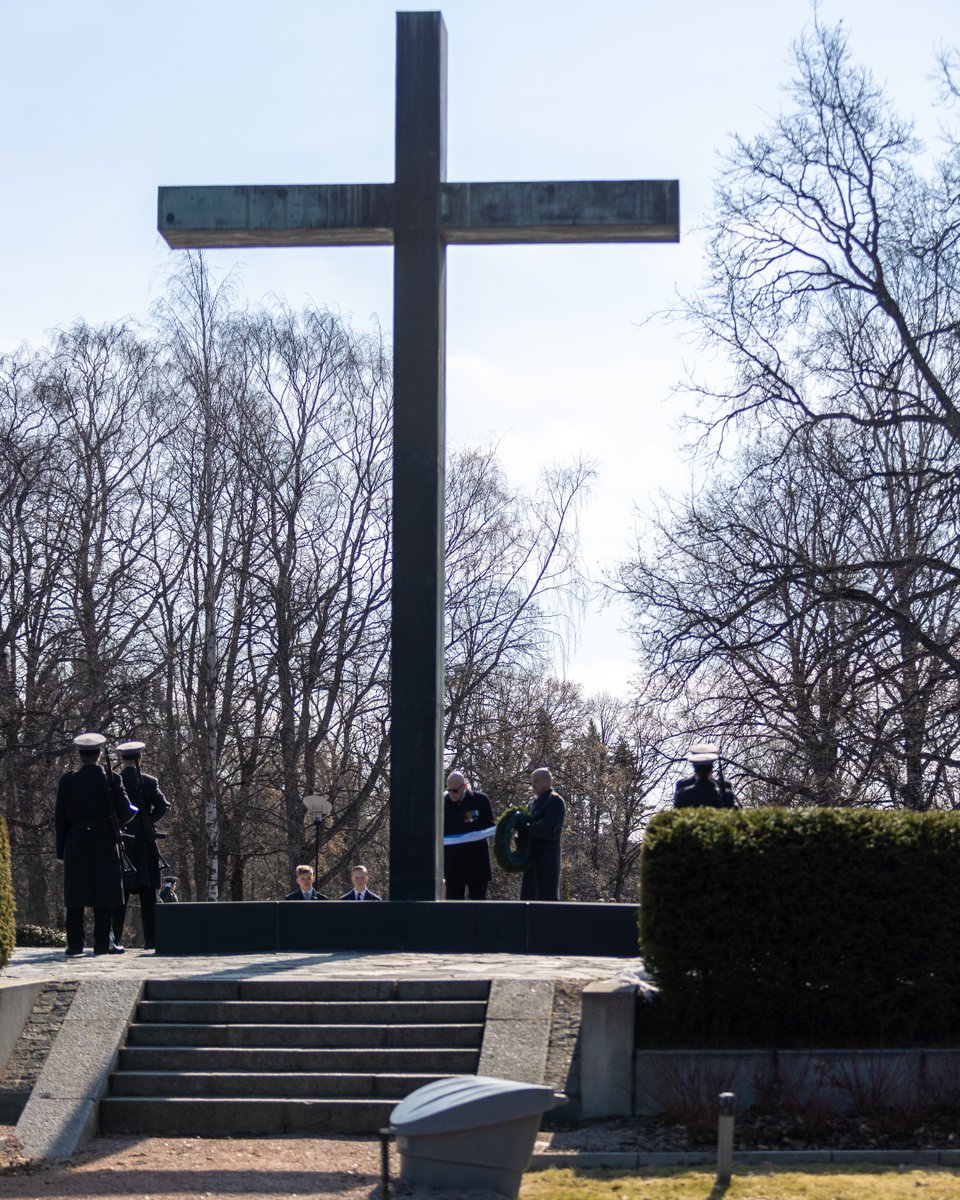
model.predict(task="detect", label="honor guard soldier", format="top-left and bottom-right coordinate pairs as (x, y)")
top-left (111, 740), bottom-right (171, 951)
top-left (55, 733), bottom-right (138, 956)
top-left (673, 743), bottom-right (736, 809)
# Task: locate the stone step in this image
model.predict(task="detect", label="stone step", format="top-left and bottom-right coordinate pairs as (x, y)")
top-left (142, 979), bottom-right (490, 1002)
top-left (135, 999), bottom-right (487, 1025)
top-left (100, 1096), bottom-right (397, 1136)
top-left (110, 1071), bottom-right (444, 1098)
top-left (117, 1045), bottom-right (480, 1073)
top-left (102, 977), bottom-right (491, 1136)
top-left (126, 1022), bottom-right (484, 1049)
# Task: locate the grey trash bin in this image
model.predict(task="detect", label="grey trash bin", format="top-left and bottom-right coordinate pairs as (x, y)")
top-left (389, 1074), bottom-right (561, 1198)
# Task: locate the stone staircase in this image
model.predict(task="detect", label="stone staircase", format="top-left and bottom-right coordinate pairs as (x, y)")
top-left (100, 978), bottom-right (489, 1135)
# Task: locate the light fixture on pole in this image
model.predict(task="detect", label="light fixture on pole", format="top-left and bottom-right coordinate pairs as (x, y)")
top-left (303, 795), bottom-right (333, 879)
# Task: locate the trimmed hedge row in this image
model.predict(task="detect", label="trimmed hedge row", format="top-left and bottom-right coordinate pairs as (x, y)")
top-left (0, 817), bottom-right (14, 971)
top-left (639, 808), bottom-right (960, 1045)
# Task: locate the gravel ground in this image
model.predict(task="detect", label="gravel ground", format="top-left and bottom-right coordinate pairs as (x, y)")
top-left (4, 1113), bottom-right (960, 1199)
top-left (0, 1130), bottom-right (506, 1199)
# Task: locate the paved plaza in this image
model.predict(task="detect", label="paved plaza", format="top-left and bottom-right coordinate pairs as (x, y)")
top-left (2, 946), bottom-right (635, 984)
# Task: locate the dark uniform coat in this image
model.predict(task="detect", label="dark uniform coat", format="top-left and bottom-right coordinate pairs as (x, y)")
top-left (55, 764), bottom-right (137, 907)
top-left (339, 888), bottom-right (382, 901)
top-left (119, 765), bottom-right (170, 890)
top-left (443, 788), bottom-right (495, 889)
top-left (673, 775), bottom-right (736, 808)
top-left (520, 788), bottom-right (565, 900)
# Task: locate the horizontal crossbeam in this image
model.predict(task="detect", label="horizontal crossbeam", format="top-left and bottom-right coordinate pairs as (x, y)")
top-left (158, 180), bottom-right (679, 249)
top-left (158, 184), bottom-right (396, 248)
top-left (441, 180), bottom-right (678, 243)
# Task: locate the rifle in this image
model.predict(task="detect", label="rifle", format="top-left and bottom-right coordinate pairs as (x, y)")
top-left (716, 752), bottom-right (739, 809)
top-left (102, 747), bottom-right (137, 874)
top-left (127, 759), bottom-right (170, 871)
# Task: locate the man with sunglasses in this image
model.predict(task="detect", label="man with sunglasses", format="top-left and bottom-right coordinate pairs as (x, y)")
top-left (443, 771), bottom-right (495, 899)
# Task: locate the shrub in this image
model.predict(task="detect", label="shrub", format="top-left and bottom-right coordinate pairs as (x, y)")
top-left (639, 808), bottom-right (960, 1045)
top-left (16, 924), bottom-right (67, 948)
top-left (0, 818), bottom-right (14, 970)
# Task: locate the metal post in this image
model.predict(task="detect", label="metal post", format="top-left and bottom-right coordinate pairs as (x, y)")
top-left (716, 1091), bottom-right (735, 1185)
top-left (378, 1126), bottom-right (392, 1197)
top-left (314, 818), bottom-right (321, 879)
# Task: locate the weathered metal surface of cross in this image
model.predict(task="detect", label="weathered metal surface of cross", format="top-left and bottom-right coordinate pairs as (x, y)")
top-left (158, 11), bottom-right (679, 902)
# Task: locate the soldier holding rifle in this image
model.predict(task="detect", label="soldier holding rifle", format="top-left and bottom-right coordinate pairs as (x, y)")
top-left (673, 743), bottom-right (736, 808)
top-left (111, 740), bottom-right (171, 951)
top-left (55, 733), bottom-right (138, 957)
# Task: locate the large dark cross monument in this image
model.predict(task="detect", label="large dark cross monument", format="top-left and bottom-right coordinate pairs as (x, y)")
top-left (158, 12), bottom-right (678, 904)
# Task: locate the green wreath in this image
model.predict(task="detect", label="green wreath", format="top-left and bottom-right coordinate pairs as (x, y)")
top-left (494, 806), bottom-right (532, 873)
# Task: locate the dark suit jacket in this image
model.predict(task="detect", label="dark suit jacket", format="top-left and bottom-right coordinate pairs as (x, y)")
top-left (527, 788), bottom-right (565, 842)
top-left (283, 887), bottom-right (329, 900)
top-left (339, 889), bottom-right (382, 901)
top-left (443, 788), bottom-right (494, 884)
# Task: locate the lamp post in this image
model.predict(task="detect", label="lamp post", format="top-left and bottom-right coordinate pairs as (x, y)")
top-left (303, 795), bottom-right (333, 879)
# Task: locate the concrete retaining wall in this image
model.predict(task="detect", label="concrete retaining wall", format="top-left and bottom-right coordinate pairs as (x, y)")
top-left (15, 978), bottom-right (142, 1160)
top-left (0, 981), bottom-right (43, 1073)
top-left (157, 900), bottom-right (640, 957)
top-left (578, 982), bottom-right (960, 1119)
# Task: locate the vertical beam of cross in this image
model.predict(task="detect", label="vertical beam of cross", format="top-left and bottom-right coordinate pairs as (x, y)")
top-left (390, 12), bottom-right (447, 900)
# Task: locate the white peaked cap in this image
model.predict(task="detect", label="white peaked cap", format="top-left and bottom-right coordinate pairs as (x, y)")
top-left (73, 732), bottom-right (106, 749)
top-left (116, 740), bottom-right (146, 754)
top-left (687, 742), bottom-right (719, 763)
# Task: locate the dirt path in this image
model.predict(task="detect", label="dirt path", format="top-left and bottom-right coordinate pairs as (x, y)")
top-left (0, 1131), bottom-right (508, 1199)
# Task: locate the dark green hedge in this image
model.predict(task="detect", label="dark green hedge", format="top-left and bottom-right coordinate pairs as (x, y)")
top-left (639, 808), bottom-right (960, 1045)
top-left (0, 817), bottom-right (14, 971)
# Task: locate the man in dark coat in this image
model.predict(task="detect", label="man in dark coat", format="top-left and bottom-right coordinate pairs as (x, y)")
top-left (283, 865), bottom-right (329, 900)
top-left (111, 740), bottom-right (171, 951)
top-left (443, 771), bottom-right (495, 899)
top-left (339, 865), bottom-right (382, 900)
top-left (520, 767), bottom-right (565, 901)
top-left (673, 743), bottom-right (736, 809)
top-left (55, 733), bottom-right (137, 956)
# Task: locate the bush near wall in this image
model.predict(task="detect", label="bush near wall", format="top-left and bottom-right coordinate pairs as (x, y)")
top-left (16, 925), bottom-right (66, 948)
top-left (639, 808), bottom-right (960, 1046)
top-left (0, 817), bottom-right (15, 970)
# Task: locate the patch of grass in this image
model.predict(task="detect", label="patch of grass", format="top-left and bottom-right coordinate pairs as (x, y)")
top-left (522, 1165), bottom-right (960, 1199)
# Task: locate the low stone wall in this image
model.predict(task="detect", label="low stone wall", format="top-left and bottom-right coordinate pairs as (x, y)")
top-left (0, 982), bottom-right (77, 1121)
top-left (634, 1047), bottom-right (960, 1116)
top-left (156, 899), bottom-right (640, 957)
top-left (578, 982), bottom-right (960, 1119)
top-left (15, 978), bottom-right (142, 1160)
top-left (0, 981), bottom-right (44, 1075)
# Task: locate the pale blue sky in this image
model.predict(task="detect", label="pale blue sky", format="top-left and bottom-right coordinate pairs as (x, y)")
top-left (1, 0), bottom-right (954, 694)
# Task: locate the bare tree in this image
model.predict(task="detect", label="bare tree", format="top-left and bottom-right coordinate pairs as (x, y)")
top-left (613, 19), bottom-right (960, 811)
top-left (443, 449), bottom-right (591, 766)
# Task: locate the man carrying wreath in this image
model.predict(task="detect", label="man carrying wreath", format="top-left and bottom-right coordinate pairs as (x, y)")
top-left (520, 767), bottom-right (565, 901)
